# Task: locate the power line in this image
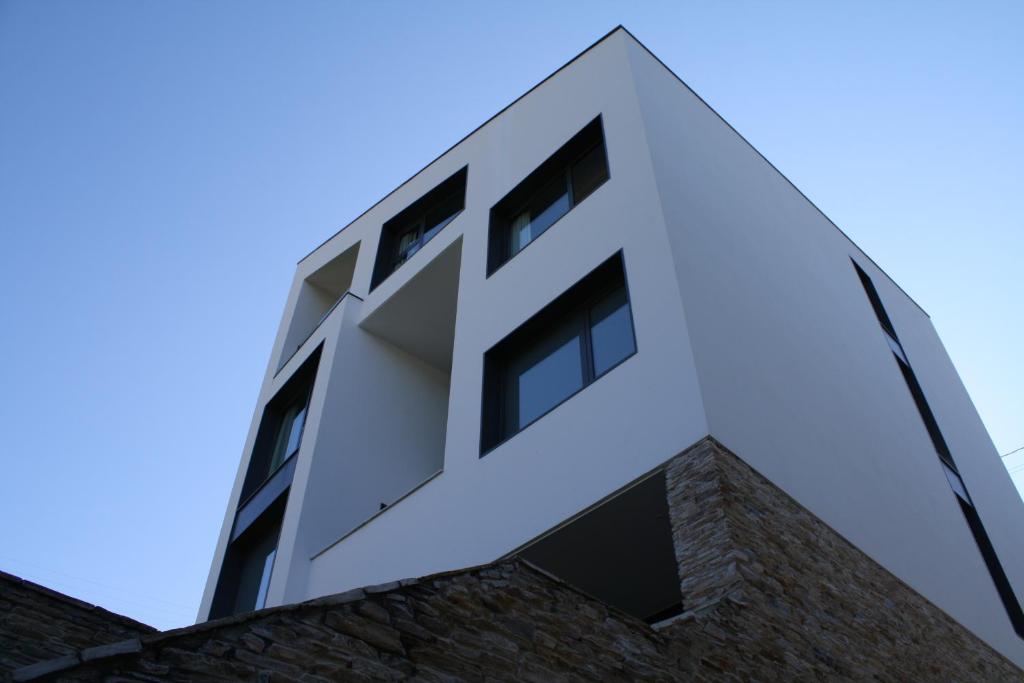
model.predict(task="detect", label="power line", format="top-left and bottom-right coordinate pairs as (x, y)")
top-left (0, 555), bottom-right (193, 615)
top-left (999, 444), bottom-right (1024, 458)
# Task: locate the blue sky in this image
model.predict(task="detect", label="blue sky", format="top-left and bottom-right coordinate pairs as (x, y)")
top-left (0, 1), bottom-right (1021, 629)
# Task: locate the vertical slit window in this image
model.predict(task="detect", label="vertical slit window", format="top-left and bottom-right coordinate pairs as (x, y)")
top-left (852, 259), bottom-right (1024, 638)
top-left (894, 355), bottom-right (955, 468)
top-left (958, 498), bottom-right (1024, 638)
top-left (853, 261), bottom-right (899, 341)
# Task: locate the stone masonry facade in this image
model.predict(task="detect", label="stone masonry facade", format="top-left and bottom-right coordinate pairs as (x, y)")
top-left (15, 561), bottom-right (695, 682)
top-left (662, 437), bottom-right (1023, 681)
top-left (0, 571), bottom-right (155, 681)
top-left (7, 437), bottom-right (1024, 681)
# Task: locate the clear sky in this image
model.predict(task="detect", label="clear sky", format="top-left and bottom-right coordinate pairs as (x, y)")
top-left (1, 1), bottom-right (1021, 630)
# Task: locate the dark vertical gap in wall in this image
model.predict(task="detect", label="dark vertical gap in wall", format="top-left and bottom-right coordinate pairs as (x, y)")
top-left (851, 259), bottom-right (1024, 638)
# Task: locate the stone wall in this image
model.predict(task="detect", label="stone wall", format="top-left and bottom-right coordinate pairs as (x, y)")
top-left (17, 561), bottom-right (699, 682)
top-left (11, 437), bottom-right (1024, 681)
top-left (0, 571), bottom-right (155, 680)
top-left (663, 437), bottom-right (1023, 681)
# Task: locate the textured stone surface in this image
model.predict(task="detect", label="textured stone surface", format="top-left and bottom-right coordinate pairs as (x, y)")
top-left (0, 571), bottom-right (155, 680)
top-left (9, 437), bottom-right (1024, 681)
top-left (27, 561), bottom-right (695, 682)
top-left (664, 437), bottom-right (1024, 682)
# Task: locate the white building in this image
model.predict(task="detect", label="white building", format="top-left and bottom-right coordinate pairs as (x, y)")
top-left (199, 27), bottom-right (1024, 666)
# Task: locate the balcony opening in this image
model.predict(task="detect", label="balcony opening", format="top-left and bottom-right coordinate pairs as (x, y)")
top-left (518, 470), bottom-right (683, 625)
top-left (306, 238), bottom-right (462, 555)
top-left (361, 236), bottom-right (461, 374)
top-left (278, 242), bottom-right (359, 370)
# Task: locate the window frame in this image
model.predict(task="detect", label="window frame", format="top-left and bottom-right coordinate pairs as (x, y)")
top-left (480, 252), bottom-right (636, 456)
top-left (371, 167), bottom-right (467, 291)
top-left (487, 116), bottom-right (609, 277)
top-left (240, 345), bottom-right (322, 504)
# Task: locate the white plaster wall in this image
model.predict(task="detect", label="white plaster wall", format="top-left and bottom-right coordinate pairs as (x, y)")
top-left (278, 282), bottom-right (336, 366)
top-left (279, 298), bottom-right (450, 604)
top-left (198, 292), bottom-right (349, 620)
top-left (300, 31), bottom-right (709, 598)
top-left (623, 36), bottom-right (1024, 664)
top-left (203, 28), bottom-right (1022, 665)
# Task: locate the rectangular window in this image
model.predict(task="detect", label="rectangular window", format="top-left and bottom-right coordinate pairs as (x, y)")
top-left (481, 252), bottom-right (635, 454)
top-left (371, 167), bottom-right (467, 290)
top-left (487, 117), bottom-right (609, 275)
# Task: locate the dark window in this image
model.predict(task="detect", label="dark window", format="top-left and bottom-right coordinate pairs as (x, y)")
top-left (210, 347), bottom-right (323, 620)
top-left (209, 495), bottom-right (285, 619)
top-left (371, 167), bottom-right (467, 290)
top-left (957, 497), bottom-right (1024, 638)
top-left (853, 261), bottom-right (899, 341)
top-left (895, 355), bottom-right (955, 469)
top-left (506, 315), bottom-right (585, 432)
top-left (481, 252), bottom-right (635, 454)
top-left (240, 346), bottom-right (322, 502)
top-left (852, 259), bottom-right (1024, 638)
top-left (487, 117), bottom-right (609, 275)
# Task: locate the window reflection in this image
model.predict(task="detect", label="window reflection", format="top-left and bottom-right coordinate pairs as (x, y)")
top-left (591, 288), bottom-right (635, 377)
top-left (516, 335), bottom-right (584, 428)
top-left (481, 253), bottom-right (637, 452)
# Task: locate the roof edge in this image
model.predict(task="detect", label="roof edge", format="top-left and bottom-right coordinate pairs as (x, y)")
top-left (298, 24), bottom-right (928, 319)
top-left (296, 25), bottom-right (630, 265)
top-left (614, 26), bottom-right (929, 318)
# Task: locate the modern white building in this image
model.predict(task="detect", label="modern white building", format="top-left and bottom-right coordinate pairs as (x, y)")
top-left (199, 27), bottom-right (1024, 666)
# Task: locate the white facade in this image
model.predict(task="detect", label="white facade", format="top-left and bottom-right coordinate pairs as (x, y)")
top-left (200, 28), bottom-right (1024, 665)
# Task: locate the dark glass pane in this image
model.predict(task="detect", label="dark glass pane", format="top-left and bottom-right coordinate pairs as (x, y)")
top-left (394, 228), bottom-right (421, 266)
top-left (943, 462), bottom-right (971, 504)
top-left (232, 528), bottom-right (279, 615)
top-left (511, 319), bottom-right (584, 429)
top-left (270, 400), bottom-right (305, 471)
top-left (509, 211), bottom-right (531, 255)
top-left (422, 193), bottom-right (461, 243)
top-left (284, 406), bottom-right (306, 459)
top-left (571, 144), bottom-right (609, 204)
top-left (886, 332), bottom-right (907, 364)
top-left (590, 287), bottom-right (635, 376)
top-left (254, 548), bottom-right (276, 610)
top-left (853, 262), bottom-right (899, 340)
top-left (526, 175), bottom-right (570, 243)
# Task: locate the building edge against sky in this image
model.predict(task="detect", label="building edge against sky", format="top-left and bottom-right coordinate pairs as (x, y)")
top-left (199, 27), bottom-right (1024, 666)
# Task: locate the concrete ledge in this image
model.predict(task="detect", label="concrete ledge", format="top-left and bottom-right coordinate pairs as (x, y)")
top-left (12, 654), bottom-right (80, 682)
top-left (80, 638), bottom-right (142, 662)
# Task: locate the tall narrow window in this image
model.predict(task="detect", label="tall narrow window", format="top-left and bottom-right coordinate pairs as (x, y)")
top-left (852, 260), bottom-right (1024, 637)
top-left (253, 548), bottom-right (277, 611)
top-left (488, 117), bottom-right (609, 275)
top-left (209, 495), bottom-right (286, 619)
top-left (240, 346), bottom-right (322, 502)
top-left (371, 167), bottom-right (467, 290)
top-left (482, 252), bottom-right (635, 454)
